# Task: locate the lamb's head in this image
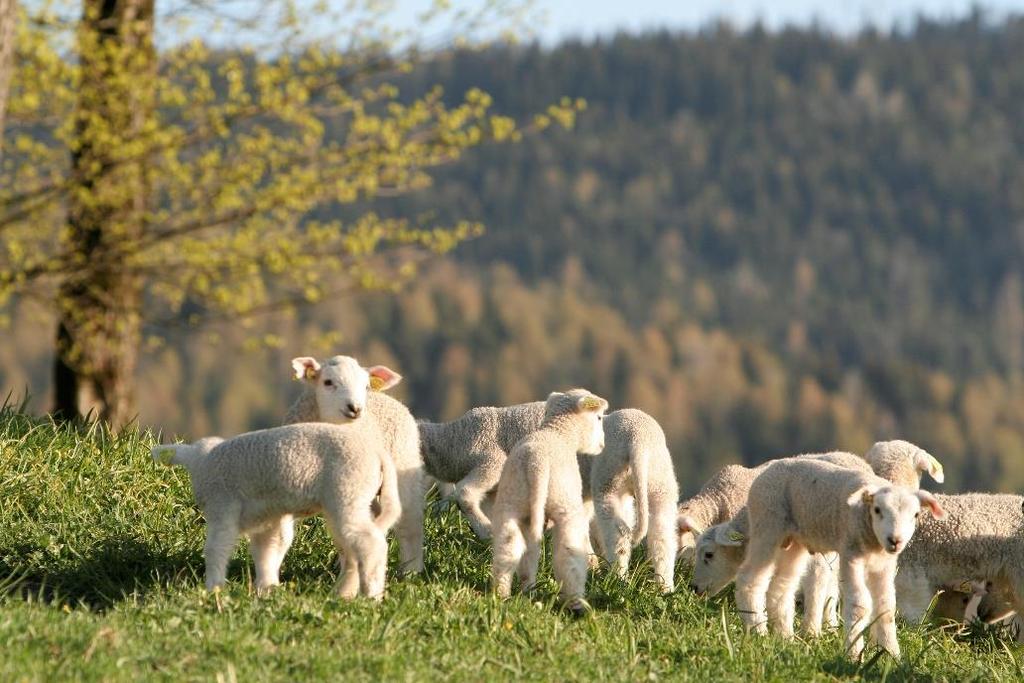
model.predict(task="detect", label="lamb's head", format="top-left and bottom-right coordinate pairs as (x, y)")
top-left (291, 355), bottom-right (402, 423)
top-left (543, 388), bottom-right (608, 455)
top-left (849, 485), bottom-right (945, 554)
top-left (864, 440), bottom-right (945, 487)
top-left (689, 523), bottom-right (746, 596)
top-left (676, 510), bottom-right (705, 562)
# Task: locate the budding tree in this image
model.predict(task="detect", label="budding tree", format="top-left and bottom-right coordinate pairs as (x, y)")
top-left (1, 0), bottom-right (583, 424)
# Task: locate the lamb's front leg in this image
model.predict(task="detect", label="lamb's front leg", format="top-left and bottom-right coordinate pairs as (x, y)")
top-left (766, 544), bottom-right (809, 638)
top-left (735, 535), bottom-right (780, 635)
top-left (866, 560), bottom-right (900, 659)
top-left (840, 557), bottom-right (871, 660)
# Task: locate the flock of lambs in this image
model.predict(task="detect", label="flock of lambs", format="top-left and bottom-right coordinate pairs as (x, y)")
top-left (152, 354), bottom-right (1024, 661)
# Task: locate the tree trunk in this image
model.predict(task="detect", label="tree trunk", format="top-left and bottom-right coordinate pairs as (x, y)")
top-left (53, 0), bottom-right (154, 426)
top-left (0, 0), bottom-right (16, 159)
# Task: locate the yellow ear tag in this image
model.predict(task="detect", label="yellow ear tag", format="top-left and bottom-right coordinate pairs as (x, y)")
top-left (369, 376), bottom-right (386, 391)
top-left (580, 396), bottom-right (603, 411)
top-left (304, 366), bottom-right (318, 380)
top-left (728, 530), bottom-right (745, 542)
top-left (928, 455), bottom-right (944, 475)
top-left (959, 580), bottom-right (972, 593)
top-left (156, 447), bottom-right (176, 465)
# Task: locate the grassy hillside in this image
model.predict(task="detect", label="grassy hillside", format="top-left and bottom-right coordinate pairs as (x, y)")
top-left (2, 408), bottom-right (1021, 681)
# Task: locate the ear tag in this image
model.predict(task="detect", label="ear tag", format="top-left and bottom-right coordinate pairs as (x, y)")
top-left (370, 376), bottom-right (386, 391)
top-left (728, 530), bottom-right (745, 543)
top-left (580, 396), bottom-right (603, 410)
top-left (304, 365), bottom-right (318, 380)
top-left (927, 455), bottom-right (944, 476)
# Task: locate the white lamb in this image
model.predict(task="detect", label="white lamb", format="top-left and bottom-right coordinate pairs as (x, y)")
top-left (893, 492), bottom-right (1024, 628)
top-left (153, 422), bottom-right (400, 599)
top-left (677, 439), bottom-right (942, 557)
top-left (417, 401), bottom-right (546, 538)
top-left (285, 355), bottom-right (425, 574)
top-left (735, 458), bottom-right (944, 659)
top-left (491, 389), bottom-right (608, 615)
top-left (589, 408), bottom-right (679, 592)
top-left (688, 451), bottom-right (875, 636)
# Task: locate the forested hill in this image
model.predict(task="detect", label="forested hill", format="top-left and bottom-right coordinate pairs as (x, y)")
top-left (396, 16), bottom-right (1024, 378)
top-left (7, 16), bottom-right (1024, 493)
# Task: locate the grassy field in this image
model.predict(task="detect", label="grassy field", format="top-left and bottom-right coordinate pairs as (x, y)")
top-left (1, 407), bottom-right (1022, 681)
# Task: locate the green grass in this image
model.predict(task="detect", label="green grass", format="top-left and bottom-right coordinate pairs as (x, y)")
top-left (1, 407), bottom-right (1021, 681)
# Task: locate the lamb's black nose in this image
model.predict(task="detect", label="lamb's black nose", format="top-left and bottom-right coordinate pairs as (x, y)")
top-left (346, 403), bottom-right (362, 418)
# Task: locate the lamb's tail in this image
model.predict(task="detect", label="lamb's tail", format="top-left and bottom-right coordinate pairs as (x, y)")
top-left (151, 444), bottom-right (202, 470)
top-left (526, 463), bottom-right (550, 543)
top-left (630, 445), bottom-right (651, 545)
top-left (374, 451), bottom-right (402, 532)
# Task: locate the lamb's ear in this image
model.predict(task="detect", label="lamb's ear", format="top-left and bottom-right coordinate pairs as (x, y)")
top-left (291, 357), bottom-right (321, 381)
top-left (916, 490), bottom-right (946, 519)
top-left (367, 365), bottom-right (402, 392)
top-left (914, 451), bottom-right (945, 484)
top-left (678, 514), bottom-right (703, 536)
top-left (847, 485), bottom-right (878, 509)
top-left (576, 394), bottom-right (608, 413)
top-left (715, 525), bottom-right (745, 547)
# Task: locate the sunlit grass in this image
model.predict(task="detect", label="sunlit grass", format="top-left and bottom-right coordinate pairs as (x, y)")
top-left (0, 406), bottom-right (1019, 680)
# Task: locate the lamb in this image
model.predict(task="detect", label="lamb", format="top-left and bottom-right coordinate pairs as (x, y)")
top-left (417, 401), bottom-right (545, 538)
top-left (152, 421), bottom-right (400, 599)
top-left (490, 389), bottom-right (608, 614)
top-left (688, 450), bottom-right (874, 636)
top-left (893, 492), bottom-right (1024, 629)
top-left (677, 440), bottom-right (942, 557)
top-left (285, 355), bottom-right (425, 574)
top-left (588, 408), bottom-right (679, 592)
top-left (734, 458), bottom-right (944, 659)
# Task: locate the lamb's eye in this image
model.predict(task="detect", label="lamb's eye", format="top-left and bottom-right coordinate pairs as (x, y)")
top-left (873, 506), bottom-right (881, 515)
top-left (323, 379), bottom-right (333, 387)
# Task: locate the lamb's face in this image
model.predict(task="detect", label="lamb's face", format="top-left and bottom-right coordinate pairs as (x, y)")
top-left (313, 357), bottom-right (373, 422)
top-left (544, 389), bottom-right (609, 455)
top-left (867, 488), bottom-right (923, 554)
top-left (580, 409), bottom-right (606, 455)
top-left (689, 526), bottom-right (743, 596)
top-left (291, 355), bottom-right (403, 424)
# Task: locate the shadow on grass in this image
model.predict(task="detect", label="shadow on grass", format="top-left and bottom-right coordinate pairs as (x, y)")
top-left (0, 536), bottom-right (204, 610)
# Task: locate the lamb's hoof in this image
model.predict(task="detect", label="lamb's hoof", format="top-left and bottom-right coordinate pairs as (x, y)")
top-left (565, 598), bottom-right (593, 619)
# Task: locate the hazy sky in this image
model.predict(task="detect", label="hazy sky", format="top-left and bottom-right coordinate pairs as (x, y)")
top-left (395, 0), bottom-right (1024, 43)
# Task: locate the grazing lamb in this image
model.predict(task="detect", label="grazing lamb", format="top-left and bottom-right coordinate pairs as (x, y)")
top-left (285, 355), bottom-right (425, 574)
top-left (734, 458), bottom-right (944, 659)
top-left (491, 389), bottom-right (608, 614)
top-left (417, 401), bottom-right (545, 538)
top-left (153, 422), bottom-right (400, 599)
top-left (589, 408), bottom-right (679, 592)
top-left (893, 492), bottom-right (1024, 629)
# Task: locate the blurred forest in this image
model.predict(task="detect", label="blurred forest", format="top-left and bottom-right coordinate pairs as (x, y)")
top-left (6, 14), bottom-right (1024, 493)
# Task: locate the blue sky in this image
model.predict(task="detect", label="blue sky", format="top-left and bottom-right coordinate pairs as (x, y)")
top-left (396, 0), bottom-right (1024, 43)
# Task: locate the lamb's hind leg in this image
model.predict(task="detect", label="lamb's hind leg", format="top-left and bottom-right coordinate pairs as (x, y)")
top-left (454, 449), bottom-right (507, 539)
top-left (646, 493), bottom-right (679, 593)
top-left (595, 492), bottom-right (634, 579)
top-left (202, 503), bottom-right (241, 591)
top-left (492, 509), bottom-right (527, 599)
top-left (551, 506), bottom-right (592, 614)
top-left (250, 515), bottom-right (295, 594)
top-left (394, 465), bottom-right (424, 575)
